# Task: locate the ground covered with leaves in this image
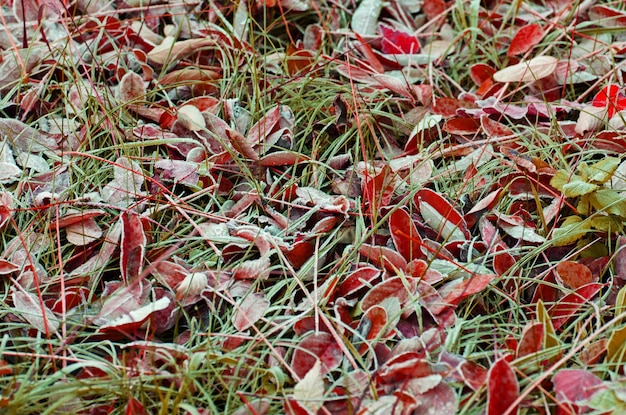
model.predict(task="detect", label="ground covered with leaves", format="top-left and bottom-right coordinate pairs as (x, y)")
top-left (3, 0), bottom-right (626, 413)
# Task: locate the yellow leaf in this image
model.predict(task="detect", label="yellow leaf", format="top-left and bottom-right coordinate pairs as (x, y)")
top-left (551, 216), bottom-right (592, 246)
top-left (537, 300), bottom-right (559, 352)
top-left (607, 325), bottom-right (626, 364)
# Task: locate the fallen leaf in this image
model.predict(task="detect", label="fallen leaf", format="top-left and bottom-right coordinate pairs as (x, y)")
top-left (487, 358), bottom-right (519, 415)
top-left (293, 360), bottom-right (324, 413)
top-left (493, 56), bottom-right (558, 83)
top-left (507, 23), bottom-right (544, 56)
top-left (232, 292), bottom-right (270, 332)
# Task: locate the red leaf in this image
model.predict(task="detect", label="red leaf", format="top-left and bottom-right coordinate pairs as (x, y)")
top-left (516, 322), bottom-right (544, 358)
top-left (414, 382), bottom-right (456, 415)
top-left (556, 261), bottom-right (595, 290)
top-left (433, 97), bottom-right (464, 118)
top-left (493, 245), bottom-right (516, 276)
top-left (358, 243), bottom-right (408, 272)
top-left (378, 355), bottom-right (433, 384)
top-left (291, 332), bottom-right (342, 379)
top-left (549, 283), bottom-right (603, 330)
top-left (440, 274), bottom-right (495, 308)
top-left (588, 5), bottom-right (626, 27)
top-left (591, 84), bottom-right (626, 118)
top-left (337, 266), bottom-right (381, 298)
top-left (120, 211), bottom-right (146, 283)
top-left (282, 241), bottom-right (315, 269)
top-left (552, 369), bottom-right (606, 405)
top-left (481, 115), bottom-right (515, 138)
top-left (126, 397), bottom-right (148, 415)
top-left (443, 117), bottom-right (481, 135)
top-left (415, 188), bottom-right (469, 241)
top-left (360, 276), bottom-right (416, 312)
top-left (470, 63), bottom-right (496, 86)
top-left (357, 305), bottom-right (388, 354)
top-left (422, 0), bottom-right (447, 20)
top-left (260, 151), bottom-right (310, 166)
top-left (379, 25), bottom-right (420, 54)
top-left (487, 358), bottom-right (519, 415)
top-left (389, 208), bottom-right (423, 262)
top-left (507, 23), bottom-right (544, 56)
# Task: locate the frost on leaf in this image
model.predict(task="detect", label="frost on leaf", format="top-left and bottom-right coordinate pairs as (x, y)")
top-left (12, 285), bottom-right (59, 334)
top-left (293, 360), bottom-right (324, 413)
top-left (232, 292), bottom-right (270, 332)
top-left (493, 56), bottom-right (558, 83)
top-left (101, 156), bottom-right (146, 206)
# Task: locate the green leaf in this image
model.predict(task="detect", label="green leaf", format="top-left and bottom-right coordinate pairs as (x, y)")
top-left (588, 389), bottom-right (626, 412)
top-left (551, 216), bottom-right (592, 246)
top-left (561, 180), bottom-right (598, 198)
top-left (550, 170), bottom-right (570, 192)
top-left (588, 189), bottom-right (626, 217)
top-left (590, 215), bottom-right (624, 233)
top-left (582, 157), bottom-right (620, 184)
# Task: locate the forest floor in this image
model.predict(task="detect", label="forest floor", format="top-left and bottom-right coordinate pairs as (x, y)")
top-left (2, 0), bottom-right (626, 414)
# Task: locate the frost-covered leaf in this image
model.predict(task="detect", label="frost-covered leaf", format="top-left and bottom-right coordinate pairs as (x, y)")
top-left (12, 285), bottom-right (59, 334)
top-left (493, 56), bottom-right (558, 83)
top-left (293, 360), bottom-right (324, 412)
top-left (232, 292), bottom-right (269, 331)
top-left (351, 0), bottom-right (383, 36)
top-left (66, 218), bottom-right (103, 246)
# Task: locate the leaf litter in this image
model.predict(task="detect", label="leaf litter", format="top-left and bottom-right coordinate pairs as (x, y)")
top-left (1, 0), bottom-right (626, 413)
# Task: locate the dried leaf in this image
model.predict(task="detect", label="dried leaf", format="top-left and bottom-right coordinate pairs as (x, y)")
top-left (293, 360), bottom-right (324, 413)
top-left (118, 71), bottom-right (146, 103)
top-left (66, 218), bottom-right (103, 246)
top-left (493, 56), bottom-right (558, 83)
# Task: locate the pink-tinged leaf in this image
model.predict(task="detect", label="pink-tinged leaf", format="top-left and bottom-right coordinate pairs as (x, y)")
top-left (119, 71), bottom-right (146, 103)
top-left (66, 217), bottom-right (103, 246)
top-left (360, 276), bottom-right (416, 313)
top-left (493, 56), bottom-right (558, 83)
top-left (98, 295), bottom-right (170, 333)
top-left (433, 97), bottom-right (465, 118)
top-left (337, 266), bottom-right (381, 298)
top-left (0, 118), bottom-right (59, 152)
top-left (120, 211), bottom-right (146, 283)
top-left (232, 292), bottom-right (270, 332)
top-left (487, 358), bottom-right (519, 415)
top-left (292, 332), bottom-right (342, 379)
top-left (12, 285), bottom-right (59, 334)
top-left (227, 128), bottom-right (259, 160)
top-left (415, 188), bottom-right (469, 241)
top-left (556, 261), bottom-right (595, 290)
top-left (295, 187), bottom-right (351, 215)
top-left (232, 399), bottom-right (271, 415)
top-left (358, 243), bottom-right (408, 272)
top-left (460, 360), bottom-right (488, 391)
top-left (552, 369), bottom-right (606, 406)
top-left (260, 151), bottom-right (310, 167)
top-left (0, 191), bottom-right (14, 228)
top-left (389, 208), bottom-right (423, 262)
top-left (588, 5), bottom-right (626, 27)
top-left (233, 256), bottom-right (271, 280)
top-left (379, 24), bottom-right (420, 54)
top-left (155, 159), bottom-right (199, 186)
top-left (516, 322), bottom-right (544, 358)
top-left (575, 104), bottom-right (607, 135)
top-left (414, 382), bottom-right (456, 415)
top-left (378, 354), bottom-right (433, 384)
top-left (549, 283), bottom-right (603, 330)
top-left (507, 23), bottom-right (544, 56)
top-left (175, 272), bottom-right (208, 306)
top-left (480, 115), bottom-right (515, 138)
